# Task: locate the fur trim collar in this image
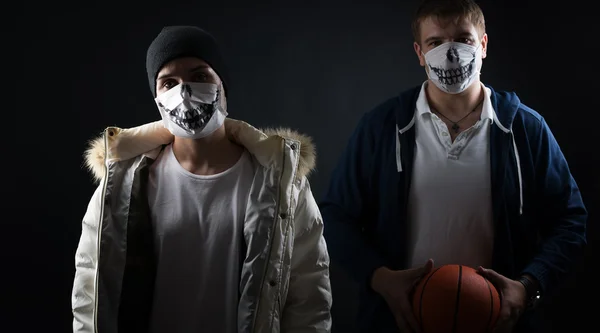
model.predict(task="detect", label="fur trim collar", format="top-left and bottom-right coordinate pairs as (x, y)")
top-left (84, 119), bottom-right (316, 183)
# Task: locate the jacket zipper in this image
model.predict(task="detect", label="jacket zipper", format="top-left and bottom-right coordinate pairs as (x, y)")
top-left (93, 130), bottom-right (110, 333)
top-left (250, 143), bottom-right (288, 333)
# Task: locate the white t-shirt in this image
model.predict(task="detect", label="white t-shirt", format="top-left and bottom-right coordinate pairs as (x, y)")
top-left (147, 143), bottom-right (255, 333)
top-left (407, 82), bottom-right (495, 270)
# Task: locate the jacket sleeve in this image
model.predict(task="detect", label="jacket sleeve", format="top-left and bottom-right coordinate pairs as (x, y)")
top-left (281, 177), bottom-right (332, 333)
top-left (318, 112), bottom-right (389, 290)
top-left (72, 184), bottom-right (103, 333)
top-left (521, 117), bottom-right (587, 295)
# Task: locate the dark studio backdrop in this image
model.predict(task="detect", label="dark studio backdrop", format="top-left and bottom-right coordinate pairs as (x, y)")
top-left (7, 0), bottom-right (598, 332)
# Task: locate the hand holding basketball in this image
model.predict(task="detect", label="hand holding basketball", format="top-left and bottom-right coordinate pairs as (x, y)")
top-left (477, 266), bottom-right (527, 333)
top-left (371, 259), bottom-right (434, 333)
top-left (412, 264), bottom-right (501, 333)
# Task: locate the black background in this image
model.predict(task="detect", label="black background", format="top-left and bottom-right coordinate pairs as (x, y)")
top-left (8, 1), bottom-right (598, 332)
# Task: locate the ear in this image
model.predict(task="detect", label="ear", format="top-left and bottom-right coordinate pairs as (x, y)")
top-left (414, 41), bottom-right (426, 67)
top-left (480, 33), bottom-right (488, 59)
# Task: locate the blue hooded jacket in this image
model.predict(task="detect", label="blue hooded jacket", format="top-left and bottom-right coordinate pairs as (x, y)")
top-left (319, 85), bottom-right (587, 332)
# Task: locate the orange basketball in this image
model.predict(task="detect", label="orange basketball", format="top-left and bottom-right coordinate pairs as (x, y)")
top-left (412, 264), bottom-right (501, 333)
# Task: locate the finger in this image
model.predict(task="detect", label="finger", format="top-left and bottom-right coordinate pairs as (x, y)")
top-left (423, 259), bottom-right (434, 274)
top-left (399, 297), bottom-right (421, 333)
top-left (477, 266), bottom-right (504, 286)
top-left (409, 260), bottom-right (435, 290)
top-left (511, 307), bottom-right (522, 321)
top-left (392, 311), bottom-right (413, 333)
top-left (492, 319), bottom-right (513, 333)
top-left (492, 310), bottom-right (512, 333)
top-left (492, 325), bottom-right (504, 333)
top-left (411, 259), bottom-right (434, 280)
top-left (492, 321), bottom-right (507, 333)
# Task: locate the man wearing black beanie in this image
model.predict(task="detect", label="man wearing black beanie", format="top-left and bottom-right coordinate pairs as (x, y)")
top-left (72, 25), bottom-right (332, 333)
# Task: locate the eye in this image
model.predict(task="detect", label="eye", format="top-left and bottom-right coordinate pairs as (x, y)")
top-left (162, 80), bottom-right (177, 90)
top-left (192, 72), bottom-right (209, 82)
top-left (429, 40), bottom-right (442, 47)
top-left (457, 38), bottom-right (474, 45)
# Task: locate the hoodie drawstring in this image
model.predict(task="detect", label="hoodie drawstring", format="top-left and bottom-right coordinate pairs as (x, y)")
top-left (511, 131), bottom-right (524, 215)
top-left (491, 110), bottom-right (524, 216)
top-left (395, 125), bottom-right (402, 172)
top-left (396, 116), bottom-right (416, 173)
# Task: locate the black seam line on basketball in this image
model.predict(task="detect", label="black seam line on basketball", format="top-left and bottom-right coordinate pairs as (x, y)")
top-left (484, 278), bottom-right (494, 332)
top-left (418, 267), bottom-right (441, 331)
top-left (451, 265), bottom-right (463, 333)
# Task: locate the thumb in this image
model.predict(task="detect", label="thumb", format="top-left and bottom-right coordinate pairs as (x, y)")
top-left (414, 259), bottom-right (434, 278)
top-left (478, 266), bottom-right (504, 286)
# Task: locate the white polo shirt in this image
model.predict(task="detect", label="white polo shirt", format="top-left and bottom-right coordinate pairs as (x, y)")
top-left (406, 82), bottom-right (495, 270)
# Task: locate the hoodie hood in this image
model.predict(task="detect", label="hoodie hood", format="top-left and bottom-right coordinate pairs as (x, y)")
top-left (84, 118), bottom-right (316, 183)
top-left (487, 86), bottom-right (521, 131)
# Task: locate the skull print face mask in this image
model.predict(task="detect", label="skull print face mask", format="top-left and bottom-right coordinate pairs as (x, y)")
top-left (423, 41), bottom-right (482, 94)
top-left (155, 82), bottom-right (227, 139)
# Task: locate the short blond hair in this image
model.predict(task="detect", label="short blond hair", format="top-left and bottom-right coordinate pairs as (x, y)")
top-left (411, 0), bottom-right (486, 44)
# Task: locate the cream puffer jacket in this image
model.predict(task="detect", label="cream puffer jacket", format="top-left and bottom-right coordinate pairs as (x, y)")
top-left (72, 118), bottom-right (332, 333)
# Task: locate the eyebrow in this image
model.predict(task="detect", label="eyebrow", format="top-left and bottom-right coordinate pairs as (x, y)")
top-left (424, 32), bottom-right (475, 44)
top-left (424, 36), bottom-right (443, 44)
top-left (157, 65), bottom-right (210, 80)
top-left (457, 31), bottom-right (475, 38)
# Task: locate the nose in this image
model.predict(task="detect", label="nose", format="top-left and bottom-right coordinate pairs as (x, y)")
top-left (180, 83), bottom-right (192, 98)
top-left (446, 47), bottom-right (460, 63)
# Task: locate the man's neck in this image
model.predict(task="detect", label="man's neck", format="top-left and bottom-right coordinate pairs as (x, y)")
top-left (426, 80), bottom-right (484, 118)
top-left (172, 126), bottom-right (244, 176)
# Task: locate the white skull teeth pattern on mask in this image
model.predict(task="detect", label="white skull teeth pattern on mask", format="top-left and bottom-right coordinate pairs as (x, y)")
top-left (429, 59), bottom-right (474, 85)
top-left (167, 104), bottom-right (215, 132)
top-left (156, 83), bottom-right (221, 133)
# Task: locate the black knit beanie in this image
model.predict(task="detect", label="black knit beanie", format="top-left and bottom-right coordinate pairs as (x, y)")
top-left (145, 25), bottom-right (229, 97)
